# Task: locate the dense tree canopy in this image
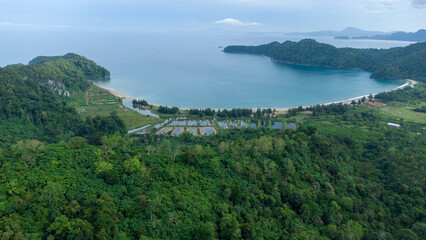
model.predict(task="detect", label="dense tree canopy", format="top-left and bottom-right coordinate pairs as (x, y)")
top-left (224, 39), bottom-right (426, 82)
top-left (375, 83), bottom-right (426, 102)
top-left (0, 112), bottom-right (424, 239)
top-left (0, 54), bottom-right (424, 239)
top-left (0, 55), bottom-right (124, 147)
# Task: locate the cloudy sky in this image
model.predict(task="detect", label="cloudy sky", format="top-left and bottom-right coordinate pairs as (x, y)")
top-left (1, 0), bottom-right (425, 32)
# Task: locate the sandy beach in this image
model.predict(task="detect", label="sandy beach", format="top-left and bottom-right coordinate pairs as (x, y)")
top-left (97, 85), bottom-right (135, 99)
top-left (96, 85), bottom-right (169, 108)
top-left (96, 79), bottom-right (415, 114)
top-left (320, 79), bottom-right (415, 106)
top-left (272, 79), bottom-right (416, 112)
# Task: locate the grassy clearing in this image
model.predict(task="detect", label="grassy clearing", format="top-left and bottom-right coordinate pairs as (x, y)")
top-left (378, 102), bottom-right (426, 124)
top-left (69, 85), bottom-right (163, 130)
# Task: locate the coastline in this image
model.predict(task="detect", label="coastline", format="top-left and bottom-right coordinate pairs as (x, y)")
top-left (95, 79), bottom-right (415, 113)
top-left (320, 79), bottom-right (416, 106)
top-left (252, 79), bottom-right (415, 112)
top-left (96, 85), bottom-right (135, 99)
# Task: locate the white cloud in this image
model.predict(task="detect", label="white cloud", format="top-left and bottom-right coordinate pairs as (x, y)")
top-left (214, 18), bottom-right (261, 26)
top-left (366, 0), bottom-right (400, 10)
top-left (217, 0), bottom-right (312, 7)
top-left (412, 0), bottom-right (426, 7)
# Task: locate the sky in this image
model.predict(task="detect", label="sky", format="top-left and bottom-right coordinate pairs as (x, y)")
top-left (0, 0), bottom-right (425, 33)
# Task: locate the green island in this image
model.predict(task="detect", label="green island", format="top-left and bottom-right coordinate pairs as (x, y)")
top-left (0, 48), bottom-right (425, 240)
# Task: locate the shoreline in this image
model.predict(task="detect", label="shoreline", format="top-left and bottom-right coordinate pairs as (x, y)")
top-left (95, 79), bottom-right (415, 113)
top-left (320, 79), bottom-right (416, 107)
top-left (272, 79), bottom-right (415, 112)
top-left (96, 85), bottom-right (135, 99)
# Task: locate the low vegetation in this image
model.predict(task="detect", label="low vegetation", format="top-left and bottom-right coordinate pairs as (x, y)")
top-left (69, 86), bottom-right (162, 130)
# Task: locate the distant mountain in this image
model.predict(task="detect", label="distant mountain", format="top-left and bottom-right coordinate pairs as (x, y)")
top-left (289, 27), bottom-right (386, 37)
top-left (350, 29), bottom-right (426, 42)
top-left (224, 39), bottom-right (426, 82)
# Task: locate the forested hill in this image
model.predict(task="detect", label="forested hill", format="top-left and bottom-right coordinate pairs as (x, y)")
top-left (224, 39), bottom-right (426, 82)
top-left (24, 53), bottom-right (111, 89)
top-left (28, 53), bottom-right (81, 65)
top-left (0, 55), bottom-right (124, 147)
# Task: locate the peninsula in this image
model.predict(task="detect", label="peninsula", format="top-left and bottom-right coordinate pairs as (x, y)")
top-left (224, 39), bottom-right (426, 82)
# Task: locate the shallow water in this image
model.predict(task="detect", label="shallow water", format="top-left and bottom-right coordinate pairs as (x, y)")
top-left (187, 127), bottom-right (198, 136)
top-left (89, 32), bottom-right (405, 109)
top-left (271, 121), bottom-right (283, 129)
top-left (122, 99), bottom-right (159, 118)
top-left (200, 127), bottom-right (216, 136)
top-left (128, 124), bottom-right (151, 134)
top-left (286, 123), bottom-right (297, 130)
top-left (0, 30), bottom-right (409, 109)
top-left (187, 120), bottom-right (198, 126)
top-left (240, 121), bottom-right (249, 128)
top-left (172, 127), bottom-right (185, 136)
top-left (218, 121), bottom-right (229, 129)
top-left (170, 120), bottom-right (186, 126)
top-left (199, 120), bottom-right (212, 126)
top-left (157, 127), bottom-right (173, 135)
top-left (229, 121), bottom-right (239, 128)
top-left (260, 121), bottom-right (269, 128)
top-left (154, 119), bottom-right (170, 129)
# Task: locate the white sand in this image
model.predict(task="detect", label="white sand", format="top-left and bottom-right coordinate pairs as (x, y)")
top-left (97, 79), bottom-right (415, 112)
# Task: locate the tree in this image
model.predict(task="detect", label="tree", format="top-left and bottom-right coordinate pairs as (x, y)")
top-left (158, 139), bottom-right (172, 159)
top-left (123, 156), bottom-right (144, 174)
top-left (394, 229), bottom-right (418, 240)
top-left (94, 193), bottom-right (118, 239)
top-left (40, 182), bottom-right (66, 210)
top-left (343, 220), bottom-right (363, 240)
top-left (193, 222), bottom-right (216, 240)
top-left (219, 213), bottom-right (240, 240)
top-left (12, 139), bottom-right (44, 167)
top-left (95, 161), bottom-right (113, 175)
top-left (47, 215), bottom-right (72, 238)
top-left (69, 136), bottom-right (87, 149)
top-left (411, 223), bottom-right (426, 239)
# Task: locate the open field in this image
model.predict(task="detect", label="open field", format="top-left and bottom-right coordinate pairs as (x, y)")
top-left (376, 102), bottom-right (426, 124)
top-left (68, 85), bottom-right (163, 130)
top-left (81, 83), bottom-right (425, 135)
top-left (380, 106), bottom-right (426, 124)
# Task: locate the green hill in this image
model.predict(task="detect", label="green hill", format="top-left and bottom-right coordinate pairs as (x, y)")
top-left (0, 109), bottom-right (425, 239)
top-left (26, 53), bottom-right (111, 88)
top-left (224, 39), bottom-right (426, 82)
top-left (0, 55), bottom-right (123, 147)
top-left (28, 53), bottom-right (81, 65)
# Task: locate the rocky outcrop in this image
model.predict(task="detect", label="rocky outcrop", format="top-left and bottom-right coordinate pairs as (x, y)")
top-left (40, 79), bottom-right (71, 97)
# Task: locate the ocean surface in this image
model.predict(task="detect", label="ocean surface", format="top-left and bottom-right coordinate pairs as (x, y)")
top-left (0, 30), bottom-right (411, 108)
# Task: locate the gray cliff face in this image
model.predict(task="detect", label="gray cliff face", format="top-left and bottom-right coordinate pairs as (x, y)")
top-left (40, 80), bottom-right (70, 97)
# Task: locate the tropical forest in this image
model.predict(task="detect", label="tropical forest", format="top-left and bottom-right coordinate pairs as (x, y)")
top-left (0, 47), bottom-right (425, 240)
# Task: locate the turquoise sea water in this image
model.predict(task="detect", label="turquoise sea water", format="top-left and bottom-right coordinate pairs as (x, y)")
top-left (0, 30), bottom-right (409, 108)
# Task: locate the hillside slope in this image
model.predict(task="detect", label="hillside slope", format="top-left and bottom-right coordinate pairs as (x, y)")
top-left (0, 55), bottom-right (123, 147)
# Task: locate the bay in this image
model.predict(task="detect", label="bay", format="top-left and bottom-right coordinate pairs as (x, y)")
top-left (0, 29), bottom-right (410, 108)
